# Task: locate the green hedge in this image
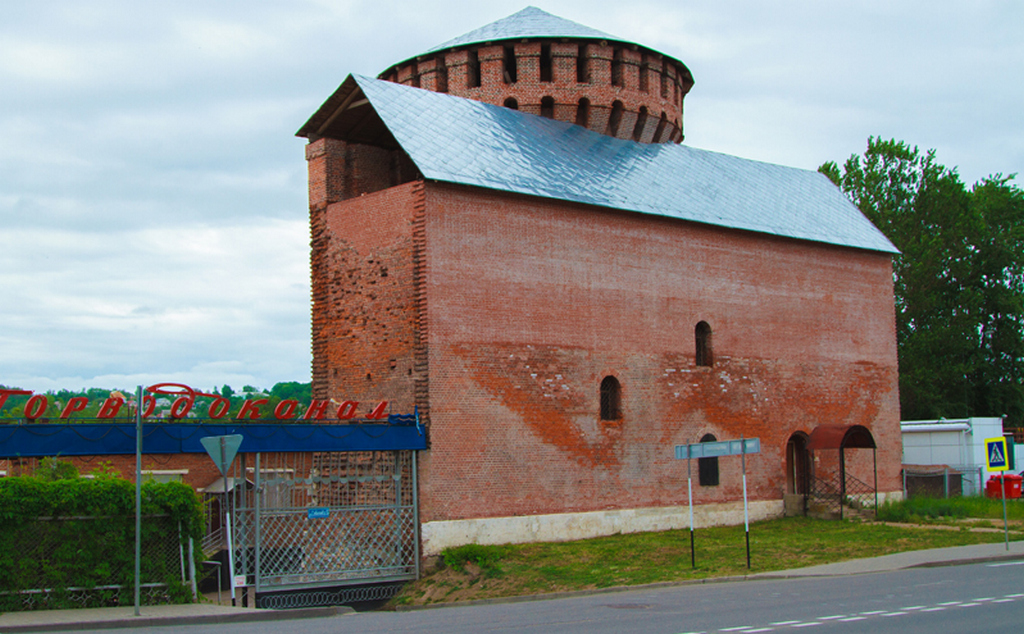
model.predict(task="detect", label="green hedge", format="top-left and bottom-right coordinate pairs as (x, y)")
top-left (0, 474), bottom-right (205, 611)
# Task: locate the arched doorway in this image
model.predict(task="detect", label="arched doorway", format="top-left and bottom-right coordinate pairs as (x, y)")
top-left (784, 432), bottom-right (810, 516)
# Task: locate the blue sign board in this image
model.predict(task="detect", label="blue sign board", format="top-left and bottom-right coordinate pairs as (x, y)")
top-left (307, 507), bottom-right (330, 520)
top-left (675, 438), bottom-right (760, 460)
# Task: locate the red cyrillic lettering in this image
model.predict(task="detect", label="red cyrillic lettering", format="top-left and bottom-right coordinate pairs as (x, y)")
top-left (0, 388), bottom-right (31, 410)
top-left (236, 399), bottom-right (268, 420)
top-left (97, 397), bottom-right (124, 418)
top-left (25, 395), bottom-right (48, 419)
top-left (336, 400), bottom-right (359, 419)
top-left (208, 397), bottom-right (231, 419)
top-left (367, 401), bottom-right (389, 419)
top-left (274, 400), bottom-right (299, 420)
top-left (170, 396), bottom-right (193, 419)
top-left (303, 400), bottom-right (330, 420)
top-left (141, 396), bottom-right (156, 418)
top-left (60, 396), bottom-right (89, 419)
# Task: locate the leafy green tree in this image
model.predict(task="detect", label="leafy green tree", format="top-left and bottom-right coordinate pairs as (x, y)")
top-left (821, 138), bottom-right (1024, 426)
top-left (270, 381), bottom-right (312, 402)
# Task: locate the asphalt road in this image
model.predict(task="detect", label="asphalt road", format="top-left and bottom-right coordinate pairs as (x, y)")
top-left (57, 560), bottom-right (1024, 633)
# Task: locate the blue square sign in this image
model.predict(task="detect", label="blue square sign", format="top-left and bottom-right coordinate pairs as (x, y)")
top-left (985, 437), bottom-right (1009, 471)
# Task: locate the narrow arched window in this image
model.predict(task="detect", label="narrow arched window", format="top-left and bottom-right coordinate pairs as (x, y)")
top-left (695, 321), bottom-right (713, 367)
top-left (600, 376), bottom-right (621, 420)
top-left (503, 97), bottom-right (518, 110)
top-left (466, 50), bottom-right (481, 88)
top-left (503, 45), bottom-right (517, 83)
top-left (653, 112), bottom-right (668, 142)
top-left (435, 55), bottom-right (449, 93)
top-left (576, 44), bottom-right (589, 83)
top-left (540, 44), bottom-right (553, 82)
top-left (698, 433), bottom-right (720, 486)
top-left (631, 106), bottom-right (648, 141)
top-left (607, 100), bottom-right (624, 136)
top-left (409, 61), bottom-right (420, 88)
top-left (540, 96), bottom-right (554, 119)
top-left (611, 49), bottom-right (624, 87)
top-left (575, 98), bottom-right (590, 127)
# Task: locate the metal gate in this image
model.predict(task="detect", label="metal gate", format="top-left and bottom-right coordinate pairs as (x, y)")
top-left (232, 450), bottom-right (418, 606)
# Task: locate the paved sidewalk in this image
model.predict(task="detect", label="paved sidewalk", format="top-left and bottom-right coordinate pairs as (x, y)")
top-left (0, 602), bottom-right (352, 633)
top-left (756, 539), bottom-right (1024, 578)
top-left (2, 541), bottom-right (1022, 632)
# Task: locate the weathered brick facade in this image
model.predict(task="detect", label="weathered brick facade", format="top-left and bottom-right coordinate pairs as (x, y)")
top-left (308, 176), bottom-right (901, 525)
top-left (303, 8), bottom-right (901, 550)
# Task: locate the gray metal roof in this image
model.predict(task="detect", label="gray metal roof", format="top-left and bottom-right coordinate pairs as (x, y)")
top-left (383, 7), bottom-right (687, 81)
top-left (347, 75), bottom-right (898, 254)
top-left (424, 6), bottom-right (621, 53)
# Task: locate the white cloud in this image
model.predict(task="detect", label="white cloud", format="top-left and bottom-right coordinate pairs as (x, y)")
top-left (1, 0), bottom-right (1020, 391)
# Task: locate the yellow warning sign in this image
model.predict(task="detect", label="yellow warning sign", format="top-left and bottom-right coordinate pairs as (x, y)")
top-left (985, 437), bottom-right (1009, 471)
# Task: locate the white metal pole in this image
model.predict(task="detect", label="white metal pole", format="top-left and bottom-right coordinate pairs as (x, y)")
top-left (222, 438), bottom-right (237, 606)
top-left (687, 452), bottom-right (695, 568)
top-left (134, 385), bottom-right (142, 616)
top-left (742, 436), bottom-right (750, 569)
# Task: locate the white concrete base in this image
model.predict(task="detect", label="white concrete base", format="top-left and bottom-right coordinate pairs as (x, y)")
top-left (421, 500), bottom-right (784, 556)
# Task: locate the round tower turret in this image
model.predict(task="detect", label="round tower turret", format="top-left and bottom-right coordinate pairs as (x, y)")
top-left (378, 7), bottom-right (693, 143)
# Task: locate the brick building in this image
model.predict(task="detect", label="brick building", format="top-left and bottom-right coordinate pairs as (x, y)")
top-left (297, 7), bottom-right (902, 554)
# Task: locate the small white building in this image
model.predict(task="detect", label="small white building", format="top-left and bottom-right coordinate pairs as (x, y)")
top-left (901, 417), bottom-right (1017, 496)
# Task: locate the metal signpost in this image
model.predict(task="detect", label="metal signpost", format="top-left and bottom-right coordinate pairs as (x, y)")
top-left (985, 436), bottom-right (1010, 550)
top-left (200, 434), bottom-right (244, 605)
top-left (134, 386), bottom-right (142, 617)
top-left (675, 437), bottom-right (760, 569)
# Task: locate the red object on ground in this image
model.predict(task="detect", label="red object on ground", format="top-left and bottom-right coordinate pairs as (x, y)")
top-left (986, 474), bottom-right (1023, 499)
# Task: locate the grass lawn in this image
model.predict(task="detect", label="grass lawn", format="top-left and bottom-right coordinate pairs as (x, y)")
top-left (392, 501), bottom-right (1024, 607)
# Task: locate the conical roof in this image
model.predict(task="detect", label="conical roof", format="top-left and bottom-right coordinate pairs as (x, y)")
top-left (382, 6), bottom-right (683, 76)
top-left (424, 6), bottom-right (620, 52)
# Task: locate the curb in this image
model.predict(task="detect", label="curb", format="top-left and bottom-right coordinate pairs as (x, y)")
top-left (0, 605), bottom-right (353, 633)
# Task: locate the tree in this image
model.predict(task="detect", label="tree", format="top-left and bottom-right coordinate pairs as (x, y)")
top-left (270, 381), bottom-right (311, 402)
top-left (821, 138), bottom-right (1024, 427)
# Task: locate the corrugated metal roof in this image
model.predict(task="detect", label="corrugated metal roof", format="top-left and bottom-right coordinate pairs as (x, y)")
top-left (348, 75), bottom-right (897, 254)
top-left (424, 6), bottom-right (621, 53)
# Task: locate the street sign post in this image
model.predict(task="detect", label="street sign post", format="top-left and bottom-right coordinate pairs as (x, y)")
top-left (675, 437), bottom-right (760, 569)
top-left (986, 437), bottom-right (1009, 472)
top-left (201, 434), bottom-right (244, 605)
top-left (985, 436), bottom-right (1011, 550)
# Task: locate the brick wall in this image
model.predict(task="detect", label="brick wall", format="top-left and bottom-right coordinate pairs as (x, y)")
top-left (310, 178), bottom-right (427, 415)
top-left (413, 182), bottom-right (900, 523)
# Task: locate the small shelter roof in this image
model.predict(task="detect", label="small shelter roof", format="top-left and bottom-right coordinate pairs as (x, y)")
top-left (807, 425), bottom-right (877, 450)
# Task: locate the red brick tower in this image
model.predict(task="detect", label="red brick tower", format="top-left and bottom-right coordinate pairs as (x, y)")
top-left (379, 6), bottom-right (693, 143)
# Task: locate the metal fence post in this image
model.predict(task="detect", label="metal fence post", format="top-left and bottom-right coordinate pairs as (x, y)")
top-left (188, 537), bottom-right (197, 601)
top-left (255, 452), bottom-right (261, 596)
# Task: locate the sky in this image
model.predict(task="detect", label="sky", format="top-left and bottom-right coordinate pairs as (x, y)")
top-left (2, 0), bottom-right (1021, 393)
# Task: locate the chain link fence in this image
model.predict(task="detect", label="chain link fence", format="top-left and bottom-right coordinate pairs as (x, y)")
top-left (903, 465), bottom-right (985, 498)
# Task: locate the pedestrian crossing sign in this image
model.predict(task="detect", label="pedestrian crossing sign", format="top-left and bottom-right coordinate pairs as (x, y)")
top-left (985, 437), bottom-right (1009, 471)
